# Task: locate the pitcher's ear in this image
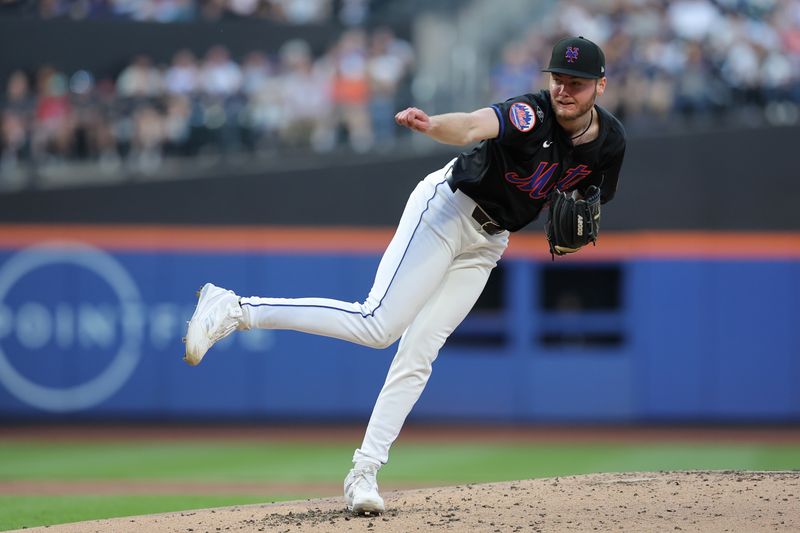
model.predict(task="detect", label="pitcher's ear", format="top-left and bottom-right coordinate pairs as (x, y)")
top-left (596, 77), bottom-right (607, 96)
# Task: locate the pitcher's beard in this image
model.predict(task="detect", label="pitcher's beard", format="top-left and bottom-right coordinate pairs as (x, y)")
top-left (553, 97), bottom-right (596, 123)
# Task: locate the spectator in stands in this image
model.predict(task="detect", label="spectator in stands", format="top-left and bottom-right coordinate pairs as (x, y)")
top-left (110, 0), bottom-right (195, 21)
top-left (328, 29), bottom-right (373, 152)
top-left (198, 0), bottom-right (227, 20)
top-left (667, 0), bottom-right (721, 42)
top-left (69, 69), bottom-right (119, 167)
top-left (36, 0), bottom-right (68, 18)
top-left (163, 94), bottom-right (193, 155)
top-left (277, 39), bottom-right (333, 151)
top-left (0, 70), bottom-right (33, 185)
top-left (238, 51), bottom-right (280, 152)
top-left (31, 66), bottom-right (75, 163)
top-left (268, 0), bottom-right (332, 24)
top-left (489, 41), bottom-right (541, 102)
top-left (235, 50), bottom-right (272, 151)
top-left (197, 45), bottom-right (244, 153)
top-left (338, 0), bottom-right (368, 26)
top-left (240, 50), bottom-right (271, 98)
top-left (145, 0), bottom-right (196, 22)
top-left (224, 0), bottom-right (262, 18)
top-left (673, 42), bottom-right (722, 122)
top-left (117, 55), bottom-right (163, 100)
top-left (164, 49), bottom-right (201, 96)
top-left (367, 26), bottom-right (413, 146)
top-left (129, 103), bottom-right (165, 173)
top-left (199, 46), bottom-right (242, 97)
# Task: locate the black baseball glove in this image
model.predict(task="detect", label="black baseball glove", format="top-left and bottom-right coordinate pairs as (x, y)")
top-left (545, 185), bottom-right (601, 258)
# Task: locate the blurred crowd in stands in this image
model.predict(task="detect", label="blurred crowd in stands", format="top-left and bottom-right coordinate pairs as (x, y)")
top-left (491, 0), bottom-right (800, 129)
top-left (0, 28), bottom-right (414, 178)
top-left (1, 0), bottom-right (372, 25)
top-left (1, 0), bottom-right (800, 184)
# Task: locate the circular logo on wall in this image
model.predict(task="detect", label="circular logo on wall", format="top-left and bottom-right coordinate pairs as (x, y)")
top-left (0, 242), bottom-right (143, 412)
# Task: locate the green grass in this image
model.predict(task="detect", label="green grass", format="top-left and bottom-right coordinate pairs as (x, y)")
top-left (0, 442), bottom-right (356, 482)
top-left (0, 440), bottom-right (798, 531)
top-left (386, 442), bottom-right (800, 482)
top-left (0, 494), bottom-right (273, 531)
top-left (1, 441), bottom-right (798, 484)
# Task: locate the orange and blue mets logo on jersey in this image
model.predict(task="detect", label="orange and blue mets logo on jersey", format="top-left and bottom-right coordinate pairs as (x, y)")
top-left (508, 102), bottom-right (536, 132)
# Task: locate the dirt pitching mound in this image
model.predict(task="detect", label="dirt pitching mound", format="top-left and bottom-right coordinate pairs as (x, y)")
top-left (15, 471), bottom-right (800, 533)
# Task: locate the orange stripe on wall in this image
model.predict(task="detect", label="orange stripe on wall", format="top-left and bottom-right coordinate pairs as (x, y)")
top-left (0, 224), bottom-right (799, 259)
top-left (506, 232), bottom-right (800, 260)
top-left (0, 225), bottom-right (391, 254)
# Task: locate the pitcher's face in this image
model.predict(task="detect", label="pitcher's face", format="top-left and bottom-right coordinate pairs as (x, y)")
top-left (549, 73), bottom-right (605, 121)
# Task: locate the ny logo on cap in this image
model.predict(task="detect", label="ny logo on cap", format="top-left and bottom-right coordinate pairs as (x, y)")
top-left (565, 46), bottom-right (580, 63)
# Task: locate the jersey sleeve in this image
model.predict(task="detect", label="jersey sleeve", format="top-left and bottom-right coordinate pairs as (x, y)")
top-left (490, 92), bottom-right (547, 146)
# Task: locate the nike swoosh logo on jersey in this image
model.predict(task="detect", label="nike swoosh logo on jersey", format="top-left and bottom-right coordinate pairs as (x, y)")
top-left (543, 140), bottom-right (552, 148)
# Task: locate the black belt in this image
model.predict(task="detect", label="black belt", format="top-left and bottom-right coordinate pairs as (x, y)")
top-left (446, 175), bottom-right (505, 235)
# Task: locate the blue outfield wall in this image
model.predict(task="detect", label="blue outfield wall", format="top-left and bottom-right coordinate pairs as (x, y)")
top-left (0, 242), bottom-right (798, 422)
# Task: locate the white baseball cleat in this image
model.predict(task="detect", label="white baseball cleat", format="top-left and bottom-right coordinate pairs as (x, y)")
top-left (344, 462), bottom-right (385, 515)
top-left (183, 283), bottom-right (243, 366)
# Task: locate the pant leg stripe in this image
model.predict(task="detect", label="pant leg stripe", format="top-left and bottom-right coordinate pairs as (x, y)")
top-left (243, 177), bottom-right (449, 318)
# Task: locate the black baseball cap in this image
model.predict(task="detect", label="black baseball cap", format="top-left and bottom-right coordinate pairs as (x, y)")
top-left (542, 36), bottom-right (606, 79)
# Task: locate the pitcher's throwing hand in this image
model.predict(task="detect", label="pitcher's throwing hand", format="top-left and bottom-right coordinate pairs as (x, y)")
top-left (395, 107), bottom-right (431, 133)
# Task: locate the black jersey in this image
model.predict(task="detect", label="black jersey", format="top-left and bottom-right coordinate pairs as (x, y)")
top-left (450, 90), bottom-right (626, 232)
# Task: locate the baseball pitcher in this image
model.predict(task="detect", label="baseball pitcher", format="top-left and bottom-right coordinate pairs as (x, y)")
top-left (183, 36), bottom-right (626, 515)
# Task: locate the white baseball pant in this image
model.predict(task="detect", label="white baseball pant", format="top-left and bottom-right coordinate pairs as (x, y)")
top-left (240, 159), bottom-right (508, 466)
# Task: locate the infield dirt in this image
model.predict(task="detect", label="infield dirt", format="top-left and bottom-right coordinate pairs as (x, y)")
top-left (12, 470), bottom-right (799, 533)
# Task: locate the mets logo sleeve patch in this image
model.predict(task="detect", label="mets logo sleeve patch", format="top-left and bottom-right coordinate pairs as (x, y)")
top-left (508, 102), bottom-right (536, 132)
